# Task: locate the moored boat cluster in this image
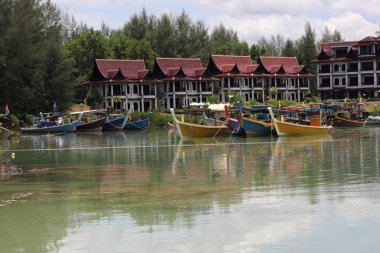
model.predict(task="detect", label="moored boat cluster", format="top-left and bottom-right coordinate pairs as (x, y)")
top-left (170, 101), bottom-right (377, 139)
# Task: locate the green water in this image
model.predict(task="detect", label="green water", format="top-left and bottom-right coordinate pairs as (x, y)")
top-left (0, 128), bottom-right (380, 253)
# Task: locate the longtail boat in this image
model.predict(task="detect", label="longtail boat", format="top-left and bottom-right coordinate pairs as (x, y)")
top-left (332, 116), bottom-right (366, 127)
top-left (268, 107), bottom-right (332, 136)
top-left (70, 110), bottom-right (106, 132)
top-left (124, 112), bottom-right (152, 130)
top-left (103, 106), bottom-right (133, 131)
top-left (21, 112), bottom-right (80, 134)
top-left (240, 106), bottom-right (274, 136)
top-left (170, 108), bottom-right (229, 138)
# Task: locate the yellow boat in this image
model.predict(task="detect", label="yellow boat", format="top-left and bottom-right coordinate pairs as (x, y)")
top-left (170, 108), bottom-right (230, 138)
top-left (268, 107), bottom-right (332, 136)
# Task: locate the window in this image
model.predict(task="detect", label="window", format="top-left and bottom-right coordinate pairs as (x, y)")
top-left (320, 64), bottom-right (330, 73)
top-left (334, 78), bottom-right (339, 86)
top-left (320, 78), bottom-right (330, 88)
top-left (334, 65), bottom-right (339, 72)
top-left (342, 64), bottom-right (346, 71)
top-left (362, 75), bottom-right (374, 85)
top-left (348, 76), bottom-right (358, 86)
top-left (334, 48), bottom-right (348, 58)
top-left (361, 61), bottom-right (373, 71)
top-left (342, 78), bottom-right (346, 85)
top-left (133, 85), bottom-right (138, 94)
top-left (360, 45), bottom-right (373, 55)
top-left (348, 63), bottom-right (358, 72)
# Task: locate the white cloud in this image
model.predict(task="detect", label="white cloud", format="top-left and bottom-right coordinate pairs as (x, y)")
top-left (52, 0), bottom-right (380, 44)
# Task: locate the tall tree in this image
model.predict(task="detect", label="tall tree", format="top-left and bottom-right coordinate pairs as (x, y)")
top-left (282, 39), bottom-right (297, 57)
top-left (123, 8), bottom-right (150, 40)
top-left (175, 10), bottom-right (192, 57)
top-left (188, 20), bottom-right (209, 64)
top-left (320, 26), bottom-right (344, 43)
top-left (249, 44), bottom-right (264, 62)
top-left (65, 28), bottom-right (110, 102)
top-left (2, 0), bottom-right (43, 113)
top-left (298, 22), bottom-right (318, 92)
top-left (152, 13), bottom-right (177, 57)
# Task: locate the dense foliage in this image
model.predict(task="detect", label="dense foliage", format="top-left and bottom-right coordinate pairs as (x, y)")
top-left (0, 1), bottom-right (349, 116)
top-left (0, 0), bottom-right (74, 115)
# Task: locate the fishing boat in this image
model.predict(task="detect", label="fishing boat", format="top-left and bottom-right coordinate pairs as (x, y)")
top-left (170, 108), bottom-right (229, 138)
top-left (223, 103), bottom-right (245, 136)
top-left (268, 107), bottom-right (332, 136)
top-left (20, 112), bottom-right (80, 134)
top-left (332, 116), bottom-right (366, 127)
top-left (71, 110), bottom-right (107, 132)
top-left (124, 112), bottom-right (152, 130)
top-left (0, 126), bottom-right (10, 140)
top-left (103, 106), bottom-right (134, 131)
top-left (240, 106), bottom-right (274, 136)
top-left (102, 114), bottom-right (127, 131)
top-left (324, 102), bottom-right (368, 128)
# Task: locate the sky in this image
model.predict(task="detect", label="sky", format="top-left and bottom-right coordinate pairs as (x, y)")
top-left (52, 0), bottom-right (380, 45)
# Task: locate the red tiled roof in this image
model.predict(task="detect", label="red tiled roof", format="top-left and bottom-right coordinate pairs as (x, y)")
top-left (156, 58), bottom-right (202, 77)
top-left (210, 55), bottom-right (252, 73)
top-left (259, 56), bottom-right (301, 74)
top-left (320, 41), bottom-right (357, 53)
top-left (358, 36), bottom-right (380, 43)
top-left (95, 59), bottom-right (146, 80)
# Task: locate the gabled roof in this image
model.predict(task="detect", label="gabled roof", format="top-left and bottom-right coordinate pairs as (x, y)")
top-left (207, 55), bottom-right (252, 75)
top-left (259, 56), bottom-right (300, 74)
top-left (358, 36), bottom-right (380, 44)
top-left (320, 41), bottom-right (357, 53)
top-left (136, 70), bottom-right (162, 83)
top-left (153, 58), bottom-right (203, 78)
top-left (162, 66), bottom-right (194, 81)
top-left (93, 59), bottom-right (147, 80)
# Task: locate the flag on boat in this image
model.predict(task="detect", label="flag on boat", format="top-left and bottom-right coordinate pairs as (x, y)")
top-left (5, 104), bottom-right (9, 116)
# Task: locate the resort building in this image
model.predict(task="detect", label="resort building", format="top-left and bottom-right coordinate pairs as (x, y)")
top-left (206, 55), bottom-right (312, 103)
top-left (151, 58), bottom-right (219, 109)
top-left (87, 59), bottom-right (161, 112)
top-left (313, 36), bottom-right (380, 100)
top-left (86, 54), bottom-right (313, 111)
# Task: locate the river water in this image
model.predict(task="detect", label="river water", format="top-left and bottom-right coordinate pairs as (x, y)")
top-left (0, 128), bottom-right (380, 253)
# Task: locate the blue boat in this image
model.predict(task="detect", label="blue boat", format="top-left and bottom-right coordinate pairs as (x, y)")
top-left (124, 112), bottom-right (152, 130)
top-left (240, 106), bottom-right (274, 136)
top-left (20, 113), bottom-right (80, 134)
top-left (102, 114), bottom-right (128, 131)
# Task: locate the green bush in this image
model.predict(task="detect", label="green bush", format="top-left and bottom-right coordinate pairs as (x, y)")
top-left (267, 99), bottom-right (297, 109)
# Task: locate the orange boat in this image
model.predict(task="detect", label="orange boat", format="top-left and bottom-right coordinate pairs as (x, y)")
top-left (268, 107), bottom-right (332, 136)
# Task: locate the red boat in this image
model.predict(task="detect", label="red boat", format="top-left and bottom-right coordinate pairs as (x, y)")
top-left (71, 110), bottom-right (107, 132)
top-left (332, 116), bottom-right (366, 127)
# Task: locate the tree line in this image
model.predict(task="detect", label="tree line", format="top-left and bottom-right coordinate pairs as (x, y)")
top-left (0, 0), bottom-right (350, 116)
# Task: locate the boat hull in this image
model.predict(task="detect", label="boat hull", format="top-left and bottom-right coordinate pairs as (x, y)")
top-left (0, 126), bottom-right (10, 139)
top-left (103, 116), bottom-right (127, 131)
top-left (124, 113), bottom-right (151, 130)
top-left (20, 121), bottom-right (80, 134)
top-left (77, 117), bottom-right (106, 132)
top-left (274, 119), bottom-right (332, 136)
top-left (332, 116), bottom-right (366, 127)
top-left (176, 121), bottom-right (230, 138)
top-left (124, 118), bottom-right (149, 130)
top-left (242, 117), bottom-right (273, 136)
top-left (227, 118), bottom-right (246, 135)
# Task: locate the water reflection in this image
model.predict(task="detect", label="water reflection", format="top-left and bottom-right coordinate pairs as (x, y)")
top-left (0, 128), bottom-right (380, 252)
